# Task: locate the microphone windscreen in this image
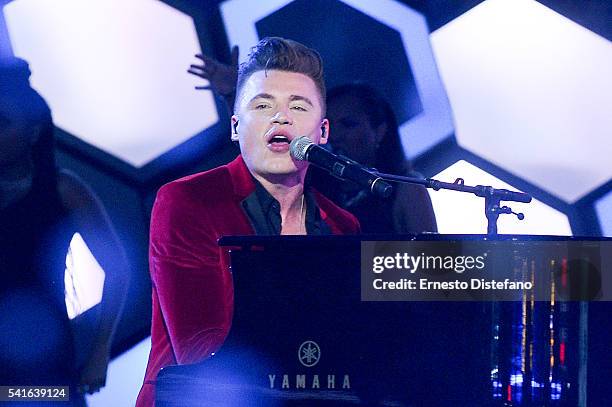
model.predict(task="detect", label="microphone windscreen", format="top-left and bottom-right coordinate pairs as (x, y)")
top-left (289, 136), bottom-right (312, 161)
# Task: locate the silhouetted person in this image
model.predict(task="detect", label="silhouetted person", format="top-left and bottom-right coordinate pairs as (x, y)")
top-left (0, 58), bottom-right (128, 404)
top-left (312, 83), bottom-right (437, 234)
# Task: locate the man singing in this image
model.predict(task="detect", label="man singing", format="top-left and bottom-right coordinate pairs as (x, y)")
top-left (136, 37), bottom-right (359, 407)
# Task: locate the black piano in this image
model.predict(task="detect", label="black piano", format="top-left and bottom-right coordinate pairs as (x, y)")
top-left (155, 235), bottom-right (610, 406)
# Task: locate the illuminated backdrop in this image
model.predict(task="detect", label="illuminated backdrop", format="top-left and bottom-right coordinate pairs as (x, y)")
top-left (1, 0), bottom-right (610, 403)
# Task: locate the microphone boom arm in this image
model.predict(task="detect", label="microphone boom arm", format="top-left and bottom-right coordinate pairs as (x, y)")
top-left (372, 171), bottom-right (532, 235)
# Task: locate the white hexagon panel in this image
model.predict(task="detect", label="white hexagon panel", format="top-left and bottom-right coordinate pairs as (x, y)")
top-left (64, 233), bottom-right (105, 320)
top-left (430, 0), bottom-right (612, 203)
top-left (428, 160), bottom-right (572, 236)
top-left (220, 0), bottom-right (454, 160)
top-left (595, 191), bottom-right (612, 237)
top-left (4, 0), bottom-right (218, 168)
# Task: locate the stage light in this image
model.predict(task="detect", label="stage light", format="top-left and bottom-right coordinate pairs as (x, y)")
top-left (64, 233), bottom-right (105, 320)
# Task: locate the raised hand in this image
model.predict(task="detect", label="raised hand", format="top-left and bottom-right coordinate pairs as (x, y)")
top-left (188, 45), bottom-right (239, 97)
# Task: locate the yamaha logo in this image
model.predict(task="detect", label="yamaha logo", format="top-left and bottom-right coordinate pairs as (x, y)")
top-left (298, 340), bottom-right (320, 367)
top-left (266, 340), bottom-right (350, 389)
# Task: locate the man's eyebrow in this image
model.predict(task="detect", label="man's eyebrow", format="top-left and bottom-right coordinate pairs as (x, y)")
top-left (248, 93), bottom-right (275, 104)
top-left (289, 95), bottom-right (314, 106)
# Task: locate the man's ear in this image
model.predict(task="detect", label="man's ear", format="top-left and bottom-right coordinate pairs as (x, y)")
top-left (230, 116), bottom-right (239, 142)
top-left (319, 118), bottom-right (329, 145)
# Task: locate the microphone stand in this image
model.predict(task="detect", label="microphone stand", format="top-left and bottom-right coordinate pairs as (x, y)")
top-left (372, 171), bottom-right (532, 236)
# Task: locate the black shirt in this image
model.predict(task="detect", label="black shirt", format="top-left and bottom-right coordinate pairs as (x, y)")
top-left (241, 179), bottom-right (331, 235)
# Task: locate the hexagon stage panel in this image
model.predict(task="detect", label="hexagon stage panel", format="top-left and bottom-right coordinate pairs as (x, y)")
top-left (256, 0), bottom-right (423, 125)
top-left (64, 233), bottom-right (105, 320)
top-left (4, 0), bottom-right (219, 168)
top-left (595, 190), bottom-right (612, 237)
top-left (220, 0), bottom-right (454, 160)
top-left (431, 0), bottom-right (612, 203)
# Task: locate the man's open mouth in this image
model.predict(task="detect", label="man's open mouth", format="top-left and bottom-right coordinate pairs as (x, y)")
top-left (268, 135), bottom-right (290, 144)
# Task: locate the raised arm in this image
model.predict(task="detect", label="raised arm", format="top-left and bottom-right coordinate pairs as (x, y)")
top-left (188, 45), bottom-right (239, 111)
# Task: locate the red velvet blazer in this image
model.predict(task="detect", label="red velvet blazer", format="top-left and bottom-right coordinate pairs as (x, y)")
top-left (136, 155), bottom-right (360, 407)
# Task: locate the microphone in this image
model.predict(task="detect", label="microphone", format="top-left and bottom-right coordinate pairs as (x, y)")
top-left (290, 136), bottom-right (393, 198)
